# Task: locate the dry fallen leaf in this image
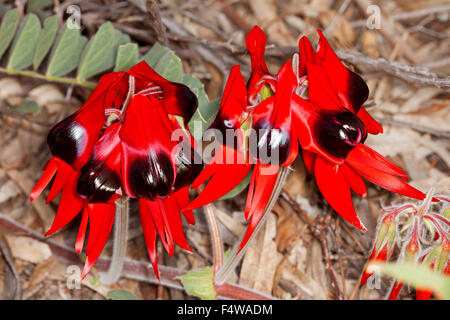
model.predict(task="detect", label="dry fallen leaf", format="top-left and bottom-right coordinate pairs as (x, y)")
top-left (5, 235), bottom-right (52, 264)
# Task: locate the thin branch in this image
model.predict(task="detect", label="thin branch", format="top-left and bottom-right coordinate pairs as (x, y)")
top-left (0, 213), bottom-right (275, 300)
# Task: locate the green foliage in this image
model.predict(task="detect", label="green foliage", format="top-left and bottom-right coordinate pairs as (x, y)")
top-left (176, 267), bottom-right (217, 300)
top-left (114, 43), bottom-right (139, 72)
top-left (33, 15), bottom-right (58, 70)
top-left (46, 23), bottom-right (86, 77)
top-left (370, 261), bottom-right (450, 300)
top-left (106, 289), bottom-right (139, 300)
top-left (7, 13), bottom-right (41, 70)
top-left (0, 8), bottom-right (19, 60)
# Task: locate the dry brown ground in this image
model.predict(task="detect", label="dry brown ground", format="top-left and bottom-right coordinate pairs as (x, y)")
top-left (0, 0), bottom-right (449, 300)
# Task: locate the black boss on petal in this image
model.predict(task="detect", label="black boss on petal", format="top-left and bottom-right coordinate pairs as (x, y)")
top-left (251, 120), bottom-right (291, 165)
top-left (129, 152), bottom-right (174, 200)
top-left (174, 142), bottom-right (203, 190)
top-left (47, 114), bottom-right (87, 166)
top-left (316, 111), bottom-right (367, 159)
top-left (77, 160), bottom-right (121, 203)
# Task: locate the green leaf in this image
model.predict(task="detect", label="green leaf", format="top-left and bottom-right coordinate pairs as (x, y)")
top-left (370, 261), bottom-right (450, 300)
top-left (26, 0), bottom-right (53, 12)
top-left (220, 168), bottom-right (253, 200)
top-left (188, 98), bottom-right (221, 140)
top-left (6, 99), bottom-right (40, 114)
top-left (176, 267), bottom-right (217, 300)
top-left (46, 23), bottom-right (86, 77)
top-left (77, 22), bottom-right (116, 80)
top-left (106, 289), bottom-right (139, 300)
top-left (182, 74), bottom-right (209, 107)
top-left (7, 13), bottom-right (41, 70)
top-left (142, 43), bottom-right (183, 82)
top-left (33, 15), bottom-right (58, 70)
top-left (114, 43), bottom-right (138, 71)
top-left (0, 8), bottom-right (19, 60)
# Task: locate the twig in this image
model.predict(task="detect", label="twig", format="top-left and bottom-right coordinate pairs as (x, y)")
top-left (335, 50), bottom-right (450, 91)
top-left (280, 192), bottom-right (342, 299)
top-left (0, 213), bottom-right (275, 300)
top-left (146, 0), bottom-right (168, 45)
top-left (374, 116), bottom-right (450, 139)
top-left (0, 236), bottom-right (21, 299)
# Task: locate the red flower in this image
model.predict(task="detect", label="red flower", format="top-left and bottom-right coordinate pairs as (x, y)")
top-left (291, 30), bottom-right (427, 229)
top-left (184, 27), bottom-right (299, 250)
top-left (31, 61), bottom-right (201, 279)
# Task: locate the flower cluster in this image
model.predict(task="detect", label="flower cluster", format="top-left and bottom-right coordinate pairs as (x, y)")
top-left (31, 61), bottom-right (202, 279)
top-left (185, 26), bottom-right (428, 250)
top-left (361, 193), bottom-right (449, 300)
top-left (32, 25), bottom-right (431, 281)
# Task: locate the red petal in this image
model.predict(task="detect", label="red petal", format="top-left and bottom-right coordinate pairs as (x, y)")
top-left (161, 196), bottom-right (192, 252)
top-left (82, 202), bottom-right (115, 279)
top-left (416, 289), bottom-right (433, 300)
top-left (174, 187), bottom-right (195, 225)
top-left (128, 61), bottom-right (197, 123)
top-left (185, 146), bottom-right (251, 211)
top-left (120, 94), bottom-right (177, 199)
top-left (45, 172), bottom-right (84, 236)
top-left (30, 158), bottom-right (58, 201)
top-left (349, 160), bottom-right (426, 200)
top-left (357, 107), bottom-right (383, 135)
top-left (213, 65), bottom-right (247, 131)
top-left (347, 144), bottom-right (408, 180)
top-left (138, 199), bottom-right (160, 280)
top-left (75, 205), bottom-right (89, 254)
top-left (246, 25), bottom-right (270, 92)
top-left (314, 156), bottom-right (366, 230)
top-left (341, 163), bottom-right (367, 198)
top-left (302, 150), bottom-right (316, 174)
top-left (316, 30), bottom-right (369, 113)
top-left (240, 164), bottom-right (278, 251)
top-left (306, 63), bottom-right (342, 112)
top-left (298, 36), bottom-right (318, 76)
top-left (388, 281), bottom-right (404, 300)
top-left (46, 157), bottom-right (75, 203)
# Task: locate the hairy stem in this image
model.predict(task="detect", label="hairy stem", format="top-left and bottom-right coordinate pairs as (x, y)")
top-left (214, 167), bottom-right (289, 285)
top-left (204, 204), bottom-right (224, 274)
top-left (100, 196), bottom-right (129, 285)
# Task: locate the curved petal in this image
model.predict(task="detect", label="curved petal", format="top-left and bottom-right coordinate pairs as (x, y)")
top-left (346, 144), bottom-right (408, 180)
top-left (161, 196), bottom-right (192, 252)
top-left (47, 91), bottom-right (108, 170)
top-left (120, 94), bottom-right (177, 200)
top-left (316, 30), bottom-right (369, 113)
top-left (240, 164), bottom-right (278, 251)
top-left (45, 171), bottom-right (84, 236)
top-left (30, 157), bottom-right (58, 202)
top-left (138, 199), bottom-right (159, 280)
top-left (357, 107), bottom-right (383, 135)
top-left (298, 36), bottom-right (318, 76)
top-left (77, 123), bottom-right (122, 203)
top-left (348, 160), bottom-right (426, 200)
top-left (246, 25), bottom-right (270, 93)
top-left (314, 156), bottom-right (366, 230)
top-left (213, 65), bottom-right (247, 133)
top-left (173, 187), bottom-right (195, 225)
top-left (82, 202), bottom-right (116, 279)
top-left (185, 145), bottom-right (251, 211)
top-left (341, 163), bottom-right (367, 198)
top-left (128, 61), bottom-right (198, 123)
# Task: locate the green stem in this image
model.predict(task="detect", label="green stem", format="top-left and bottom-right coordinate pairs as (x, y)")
top-left (0, 67), bottom-right (97, 88)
